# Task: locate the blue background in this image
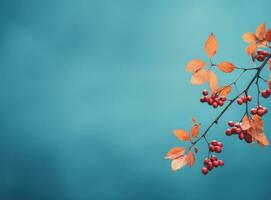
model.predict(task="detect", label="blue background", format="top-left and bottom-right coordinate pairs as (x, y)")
top-left (1, 0), bottom-right (271, 199)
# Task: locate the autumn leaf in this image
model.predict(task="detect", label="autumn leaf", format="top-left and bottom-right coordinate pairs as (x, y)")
top-left (215, 85), bottom-right (231, 97)
top-left (242, 32), bottom-right (257, 43)
top-left (205, 33), bottom-right (218, 58)
top-left (251, 114), bottom-right (264, 132)
top-left (266, 29), bottom-right (271, 42)
top-left (165, 147), bottom-right (186, 160)
top-left (186, 151), bottom-right (195, 167)
top-left (245, 43), bottom-right (257, 56)
top-left (171, 156), bottom-right (187, 171)
top-left (240, 115), bottom-right (251, 130)
top-left (217, 62), bottom-right (236, 73)
top-left (253, 132), bottom-right (269, 147)
top-left (256, 23), bottom-right (266, 41)
top-left (207, 70), bottom-right (218, 92)
top-left (186, 59), bottom-right (206, 73)
top-left (191, 124), bottom-right (200, 138)
top-left (174, 130), bottom-right (191, 141)
top-left (190, 69), bottom-right (209, 85)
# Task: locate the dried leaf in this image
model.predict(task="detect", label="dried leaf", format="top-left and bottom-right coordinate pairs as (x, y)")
top-left (165, 147), bottom-right (186, 160)
top-left (217, 62), bottom-right (236, 73)
top-left (186, 151), bottom-right (195, 167)
top-left (251, 132), bottom-right (269, 147)
top-left (240, 115), bottom-right (251, 130)
top-left (246, 43), bottom-right (257, 55)
top-left (171, 156), bottom-right (187, 171)
top-left (265, 29), bottom-right (271, 42)
top-left (190, 69), bottom-right (209, 85)
top-left (251, 114), bottom-right (264, 132)
top-left (207, 70), bottom-right (218, 92)
top-left (174, 130), bottom-right (191, 141)
top-left (186, 59), bottom-right (206, 73)
top-left (242, 32), bottom-right (257, 43)
top-left (256, 23), bottom-right (266, 40)
top-left (191, 124), bottom-right (200, 138)
top-left (215, 85), bottom-right (231, 97)
top-left (205, 33), bottom-right (218, 58)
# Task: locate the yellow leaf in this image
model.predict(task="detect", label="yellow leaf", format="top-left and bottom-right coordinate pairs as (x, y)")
top-left (171, 156), bottom-right (187, 171)
top-left (186, 59), bottom-right (206, 73)
top-left (242, 32), bottom-right (257, 43)
top-left (191, 124), bottom-right (200, 138)
top-left (174, 130), bottom-right (191, 141)
top-left (190, 69), bottom-right (209, 85)
top-left (256, 23), bottom-right (266, 40)
top-left (246, 43), bottom-right (257, 55)
top-left (215, 85), bottom-right (231, 97)
top-left (165, 147), bottom-right (186, 160)
top-left (265, 29), bottom-right (271, 42)
top-left (207, 70), bottom-right (218, 92)
top-left (217, 62), bottom-right (236, 73)
top-left (205, 33), bottom-right (218, 58)
top-left (186, 151), bottom-right (195, 167)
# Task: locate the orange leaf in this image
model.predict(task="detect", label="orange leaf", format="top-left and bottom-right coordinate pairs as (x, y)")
top-left (205, 33), bottom-right (218, 58)
top-left (251, 114), bottom-right (264, 132)
top-left (165, 147), bottom-right (186, 160)
top-left (191, 124), bottom-right (200, 138)
top-left (215, 85), bottom-right (231, 97)
top-left (174, 130), bottom-right (191, 141)
top-left (246, 43), bottom-right (257, 55)
top-left (190, 69), bottom-right (209, 85)
top-left (240, 115), bottom-right (251, 130)
top-left (171, 156), bottom-right (187, 171)
top-left (217, 62), bottom-right (236, 73)
top-left (186, 151), bottom-right (195, 167)
top-left (186, 59), bottom-right (206, 73)
top-left (207, 70), bottom-right (218, 92)
top-left (251, 132), bottom-right (269, 147)
top-left (242, 32), bottom-right (257, 43)
top-left (265, 29), bottom-right (271, 42)
top-left (256, 23), bottom-right (266, 40)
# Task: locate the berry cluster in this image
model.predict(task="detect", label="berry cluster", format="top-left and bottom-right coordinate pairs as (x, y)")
top-left (202, 155), bottom-right (224, 175)
top-left (200, 90), bottom-right (226, 108)
top-left (225, 121), bottom-right (253, 143)
top-left (256, 49), bottom-right (270, 62)
top-left (209, 140), bottom-right (223, 153)
top-left (237, 95), bottom-right (252, 105)
top-left (250, 105), bottom-right (268, 116)
top-left (261, 89), bottom-right (271, 98)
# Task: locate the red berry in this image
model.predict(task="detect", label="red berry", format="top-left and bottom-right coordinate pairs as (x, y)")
top-left (261, 90), bottom-right (270, 98)
top-left (257, 49), bottom-right (265, 55)
top-left (207, 161), bottom-right (213, 170)
top-left (202, 167), bottom-right (208, 175)
top-left (239, 132), bottom-right (245, 140)
top-left (216, 142), bottom-right (223, 148)
top-left (228, 121), bottom-right (235, 127)
top-left (218, 160), bottom-right (224, 166)
top-left (213, 102), bottom-right (218, 108)
top-left (247, 96), bottom-right (252, 101)
top-left (226, 128), bottom-right (232, 136)
top-left (263, 51), bottom-right (270, 57)
top-left (209, 145), bottom-right (215, 152)
top-left (213, 160), bottom-right (219, 167)
top-left (211, 155), bottom-right (218, 162)
top-left (200, 97), bottom-right (205, 103)
top-left (211, 140), bottom-right (217, 146)
top-left (202, 90), bottom-right (208, 96)
top-left (235, 128), bottom-right (242, 134)
top-left (263, 107), bottom-right (268, 114)
top-left (251, 108), bottom-right (257, 115)
top-left (215, 146), bottom-right (222, 153)
top-left (245, 134), bottom-right (253, 143)
top-left (220, 96), bottom-right (227, 101)
top-left (218, 100), bottom-right (224, 106)
top-left (208, 98), bottom-right (214, 105)
top-left (237, 98), bottom-right (243, 105)
top-left (257, 55), bottom-right (265, 62)
top-left (204, 158), bottom-right (210, 165)
top-left (234, 123), bottom-right (241, 128)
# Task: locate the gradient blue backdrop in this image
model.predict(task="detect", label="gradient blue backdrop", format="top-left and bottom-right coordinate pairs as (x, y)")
top-left (1, 0), bottom-right (271, 199)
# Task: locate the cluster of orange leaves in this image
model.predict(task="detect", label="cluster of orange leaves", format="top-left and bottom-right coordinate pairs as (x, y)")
top-left (166, 23), bottom-right (271, 172)
top-left (165, 118), bottom-right (200, 171)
